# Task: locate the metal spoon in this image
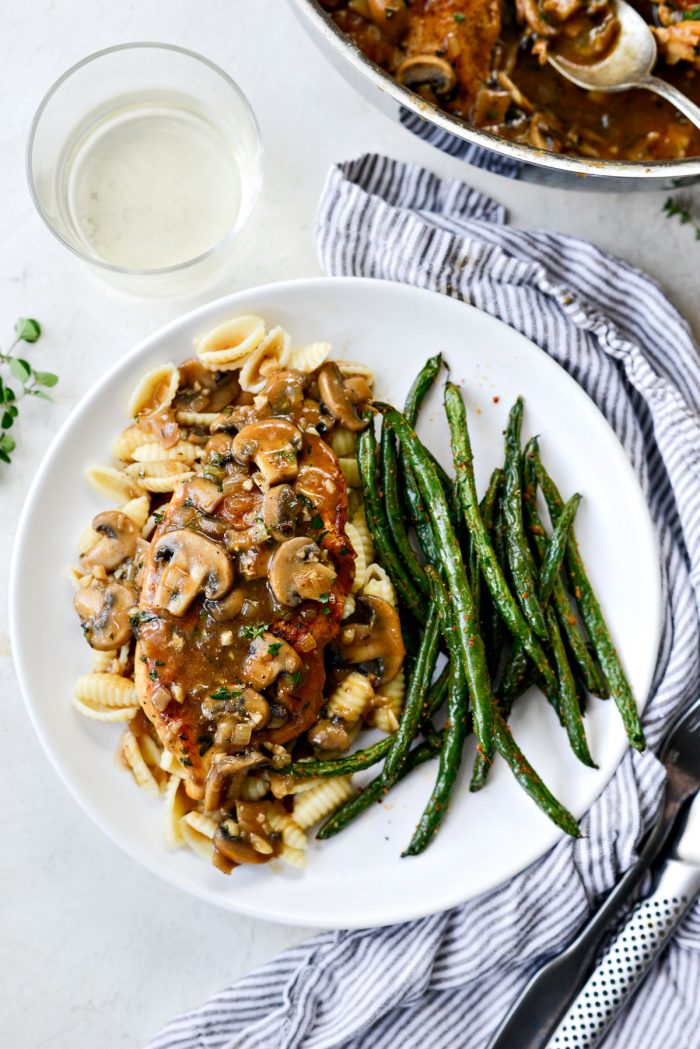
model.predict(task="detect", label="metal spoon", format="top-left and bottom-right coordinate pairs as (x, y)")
top-left (548, 0), bottom-right (700, 132)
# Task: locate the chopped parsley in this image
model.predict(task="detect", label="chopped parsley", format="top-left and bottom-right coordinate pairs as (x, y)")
top-left (180, 757), bottom-right (193, 768)
top-left (155, 659), bottom-right (165, 667)
top-left (454, 12), bottom-right (465, 21)
top-left (319, 592), bottom-right (330, 604)
top-left (152, 511), bottom-right (164, 523)
top-left (267, 641), bottom-right (283, 657)
top-left (197, 734), bottom-right (213, 756)
top-left (310, 514), bottom-right (324, 530)
top-left (241, 622), bottom-right (270, 640)
top-left (210, 686), bottom-right (243, 701)
top-left (129, 610), bottom-right (158, 630)
top-left (149, 669), bottom-right (159, 681)
top-left (663, 196), bottom-right (700, 240)
top-left (290, 671), bottom-right (302, 685)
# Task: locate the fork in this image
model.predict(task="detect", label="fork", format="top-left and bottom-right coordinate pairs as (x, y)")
top-left (487, 695), bottom-right (700, 1049)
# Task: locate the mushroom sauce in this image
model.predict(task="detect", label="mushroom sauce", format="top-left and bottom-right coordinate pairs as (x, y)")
top-left (322, 0), bottom-right (700, 161)
top-left (72, 321), bottom-right (407, 873)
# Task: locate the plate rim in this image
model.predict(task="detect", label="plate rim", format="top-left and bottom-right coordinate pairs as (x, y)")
top-left (9, 276), bottom-right (662, 928)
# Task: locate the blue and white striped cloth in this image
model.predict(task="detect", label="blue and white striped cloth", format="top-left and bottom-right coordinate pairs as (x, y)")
top-left (145, 155), bottom-right (700, 1049)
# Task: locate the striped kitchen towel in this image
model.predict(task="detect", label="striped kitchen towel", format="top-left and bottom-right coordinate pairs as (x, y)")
top-left (145, 155), bottom-right (700, 1049)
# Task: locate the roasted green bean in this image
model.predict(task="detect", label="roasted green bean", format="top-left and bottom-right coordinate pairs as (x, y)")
top-left (443, 384), bottom-right (557, 695)
top-left (378, 402), bottom-right (496, 754)
top-left (534, 454), bottom-right (645, 751)
top-left (502, 398), bottom-right (547, 639)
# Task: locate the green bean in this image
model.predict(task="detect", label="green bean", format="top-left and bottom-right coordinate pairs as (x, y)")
top-left (357, 421), bottom-right (426, 623)
top-left (470, 488), bottom-right (585, 785)
top-left (546, 605), bottom-right (596, 768)
top-left (378, 403), bottom-right (496, 754)
top-left (534, 454), bottom-right (645, 752)
top-left (382, 606), bottom-right (441, 786)
top-left (287, 734), bottom-right (393, 779)
top-left (522, 439), bottom-right (609, 698)
top-left (404, 352), bottom-right (443, 426)
top-left (419, 663), bottom-right (449, 733)
top-left (469, 666), bottom-right (534, 792)
top-left (403, 460), bottom-right (441, 563)
top-left (404, 572), bottom-right (471, 854)
top-left (380, 420), bottom-right (430, 595)
top-left (443, 384), bottom-right (557, 695)
top-left (502, 398), bottom-right (547, 639)
top-left (493, 713), bottom-right (581, 837)
top-left (317, 732), bottom-right (443, 840)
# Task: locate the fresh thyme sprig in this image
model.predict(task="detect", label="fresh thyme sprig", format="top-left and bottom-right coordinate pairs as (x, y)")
top-left (0, 318), bottom-right (58, 465)
top-left (663, 196), bottom-right (700, 241)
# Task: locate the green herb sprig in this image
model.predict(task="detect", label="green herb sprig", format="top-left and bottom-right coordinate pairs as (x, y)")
top-left (663, 196), bottom-right (700, 241)
top-left (0, 318), bottom-right (58, 465)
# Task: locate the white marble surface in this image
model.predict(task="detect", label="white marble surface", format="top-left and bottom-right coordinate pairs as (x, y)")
top-left (1, 2), bottom-right (699, 1047)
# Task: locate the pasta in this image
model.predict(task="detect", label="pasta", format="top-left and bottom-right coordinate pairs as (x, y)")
top-left (238, 326), bottom-right (290, 392)
top-left (70, 313), bottom-right (407, 878)
top-left (195, 314), bottom-right (265, 370)
top-left (361, 563), bottom-right (398, 608)
top-left (126, 363), bottom-right (179, 419)
top-left (326, 671), bottom-right (375, 723)
top-left (292, 776), bottom-right (355, 830)
top-left (288, 340), bottom-right (331, 373)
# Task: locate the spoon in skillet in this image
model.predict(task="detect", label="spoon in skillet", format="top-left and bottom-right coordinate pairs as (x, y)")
top-left (548, 0), bottom-right (700, 133)
top-left (487, 693), bottom-right (700, 1049)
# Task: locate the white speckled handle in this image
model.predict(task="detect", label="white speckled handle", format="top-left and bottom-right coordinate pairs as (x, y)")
top-left (547, 860), bottom-right (700, 1049)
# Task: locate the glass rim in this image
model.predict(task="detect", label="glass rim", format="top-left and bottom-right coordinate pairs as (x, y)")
top-left (25, 41), bottom-right (264, 277)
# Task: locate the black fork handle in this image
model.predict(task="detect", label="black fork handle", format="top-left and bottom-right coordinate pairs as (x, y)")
top-left (487, 783), bottom-right (685, 1049)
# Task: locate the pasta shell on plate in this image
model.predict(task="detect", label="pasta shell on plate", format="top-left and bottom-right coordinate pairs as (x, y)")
top-left (339, 457), bottom-right (361, 488)
top-left (287, 340), bottom-right (331, 374)
top-left (238, 326), bottom-right (291, 392)
top-left (329, 427), bottom-right (357, 457)
top-left (126, 363), bottom-right (179, 419)
top-left (279, 844), bottom-right (306, 869)
top-left (72, 695), bottom-right (139, 722)
top-left (124, 460), bottom-right (195, 492)
top-left (367, 667), bottom-right (406, 734)
top-left (85, 465), bottom-right (142, 504)
top-left (267, 808), bottom-right (307, 850)
top-left (174, 410), bottom-right (218, 427)
top-left (195, 314), bottom-right (265, 370)
top-left (325, 671), bottom-right (375, 724)
top-left (130, 440), bottom-right (199, 464)
top-left (336, 359), bottom-right (375, 381)
top-left (121, 494), bottom-right (151, 531)
top-left (239, 775), bottom-right (270, 801)
top-left (351, 506), bottom-right (375, 566)
top-left (163, 774), bottom-right (192, 847)
top-left (292, 776), bottom-right (355, 830)
top-left (119, 729), bottom-right (165, 797)
top-left (345, 520), bottom-right (367, 592)
top-left (179, 813), bottom-right (216, 861)
top-left (113, 426), bottom-right (160, 461)
top-left (74, 672), bottom-right (137, 708)
top-left (77, 524), bottom-right (100, 556)
top-left (361, 563), bottom-right (398, 608)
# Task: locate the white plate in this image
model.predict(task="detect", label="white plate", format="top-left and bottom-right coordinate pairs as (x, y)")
top-left (10, 278), bottom-right (661, 929)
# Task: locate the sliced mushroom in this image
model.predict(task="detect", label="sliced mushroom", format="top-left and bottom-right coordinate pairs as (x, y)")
top-left (201, 683), bottom-right (270, 724)
top-left (335, 595), bottom-right (405, 685)
top-left (396, 55), bottom-right (458, 96)
top-left (151, 529), bottom-right (233, 615)
top-left (308, 717), bottom-right (351, 752)
top-left (204, 751), bottom-right (266, 812)
top-left (74, 582), bottom-right (135, 650)
top-left (262, 484), bottom-right (301, 541)
top-left (242, 631), bottom-right (302, 691)
top-left (174, 360), bottom-right (240, 413)
top-left (232, 418), bottom-right (303, 485)
top-left (213, 801), bottom-right (276, 864)
top-left (263, 370), bottom-right (308, 414)
top-left (268, 537), bottom-right (337, 607)
top-left (317, 362), bottom-right (369, 433)
top-left (367, 0), bottom-right (409, 42)
top-left (238, 546), bottom-right (273, 580)
top-left (82, 511), bottom-right (138, 571)
top-left (204, 587), bottom-right (246, 622)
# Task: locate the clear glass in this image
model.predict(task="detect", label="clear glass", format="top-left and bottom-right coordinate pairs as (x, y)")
top-left (26, 43), bottom-right (263, 295)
